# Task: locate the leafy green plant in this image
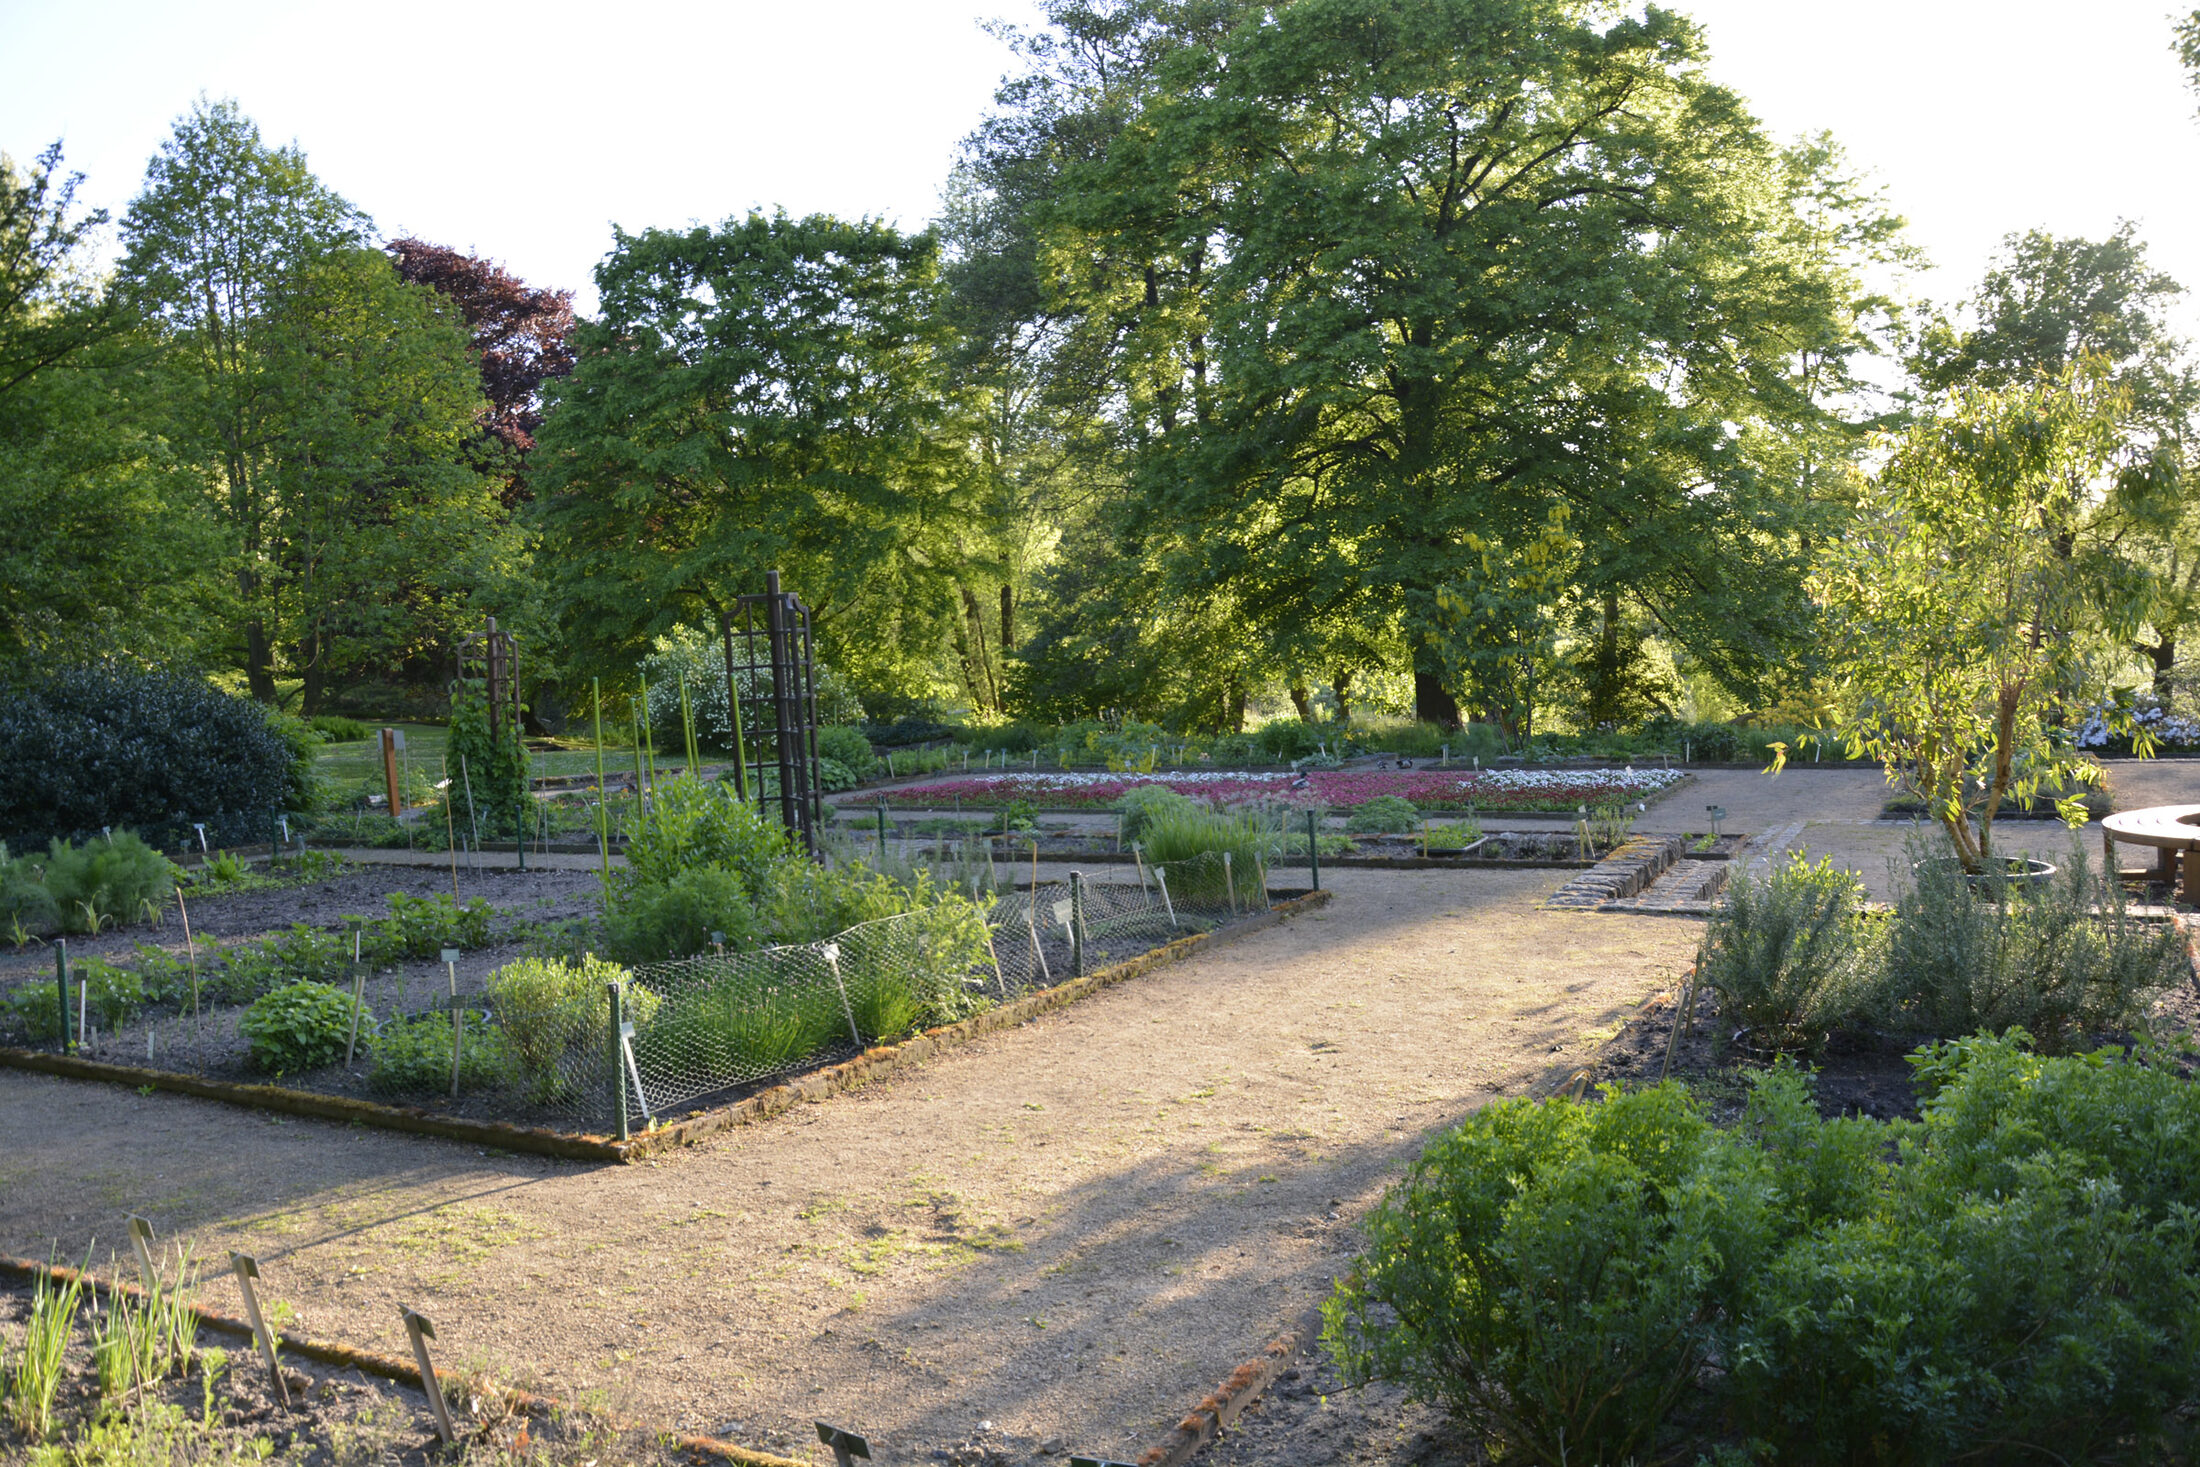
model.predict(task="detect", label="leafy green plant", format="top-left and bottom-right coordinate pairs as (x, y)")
top-left (606, 865), bottom-right (761, 964)
top-left (307, 713), bottom-right (370, 743)
top-left (376, 890), bottom-right (494, 959)
top-left (89, 1283), bottom-right (162, 1400)
top-left (1698, 854), bottom-right (1880, 1048)
top-left (0, 832), bottom-right (177, 936)
top-left (11, 1264), bottom-right (82, 1439)
top-left (1883, 835), bottom-right (2184, 1051)
top-left (815, 723), bottom-right (878, 779)
top-left (1112, 785), bottom-right (1203, 845)
top-left (1327, 1083), bottom-right (1779, 1466)
top-left (240, 980), bottom-right (357, 1074)
top-left (368, 1011), bottom-right (514, 1094)
top-left (1345, 795), bottom-right (1419, 834)
top-left (487, 953), bottom-right (633, 1101)
top-left (77, 959), bottom-right (144, 1029)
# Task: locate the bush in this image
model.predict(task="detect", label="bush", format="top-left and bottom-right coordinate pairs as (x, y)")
top-left (308, 714), bottom-right (371, 743)
top-left (1698, 855), bottom-right (1880, 1049)
top-left (815, 724), bottom-right (876, 779)
top-left (0, 664), bottom-right (305, 848)
top-left (486, 953), bottom-right (632, 1102)
top-left (1345, 795), bottom-right (1419, 834)
top-left (1327, 1083), bottom-right (1780, 1465)
top-left (240, 981), bottom-right (357, 1075)
top-left (1333, 1049), bottom-right (2200, 1464)
top-left (261, 707), bottom-right (326, 812)
top-left (953, 721), bottom-right (1043, 753)
top-left (1253, 719), bottom-right (1324, 762)
top-left (369, 1012), bottom-right (513, 1094)
top-left (1882, 835), bottom-right (2185, 1051)
top-left (606, 865), bottom-right (762, 964)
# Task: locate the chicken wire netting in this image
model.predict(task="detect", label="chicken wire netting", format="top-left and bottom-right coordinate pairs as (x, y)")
top-left (373, 850), bottom-right (1264, 1135)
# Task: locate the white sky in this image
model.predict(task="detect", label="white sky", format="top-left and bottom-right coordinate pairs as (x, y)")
top-left (4, 0), bottom-right (2198, 335)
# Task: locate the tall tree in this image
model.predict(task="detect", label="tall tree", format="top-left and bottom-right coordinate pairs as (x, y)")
top-left (973, 0), bottom-right (1902, 731)
top-left (119, 99), bottom-right (512, 707)
top-left (531, 212), bottom-right (986, 698)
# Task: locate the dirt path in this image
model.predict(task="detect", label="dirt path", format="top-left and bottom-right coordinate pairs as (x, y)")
top-left (0, 868), bottom-right (1696, 1465)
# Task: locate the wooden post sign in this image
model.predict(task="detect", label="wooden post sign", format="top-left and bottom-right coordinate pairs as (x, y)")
top-left (381, 728), bottom-right (405, 816)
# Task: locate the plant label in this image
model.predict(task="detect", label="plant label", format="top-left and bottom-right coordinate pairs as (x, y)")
top-left (815, 1422), bottom-right (871, 1463)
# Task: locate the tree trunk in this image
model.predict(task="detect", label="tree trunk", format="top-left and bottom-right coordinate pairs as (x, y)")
top-left (244, 618), bottom-right (276, 703)
top-left (999, 585), bottom-right (1015, 652)
top-left (1332, 667), bottom-right (1353, 723)
top-left (1288, 682), bottom-right (1311, 722)
top-left (2152, 636), bottom-right (2176, 710)
top-left (1412, 643), bottom-right (1460, 730)
top-left (1586, 586), bottom-right (1623, 729)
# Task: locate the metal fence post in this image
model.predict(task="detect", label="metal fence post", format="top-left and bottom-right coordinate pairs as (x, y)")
top-left (1224, 851), bottom-right (1237, 916)
top-left (54, 938), bottom-right (70, 1051)
top-left (1307, 809), bottom-right (1321, 892)
top-left (876, 797), bottom-right (888, 860)
top-left (607, 982), bottom-right (628, 1142)
top-left (1069, 871), bottom-right (1086, 978)
top-left (1156, 867), bottom-right (1178, 930)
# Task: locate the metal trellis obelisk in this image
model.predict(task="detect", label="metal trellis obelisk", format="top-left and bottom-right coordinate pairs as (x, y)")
top-left (722, 570), bottom-right (827, 854)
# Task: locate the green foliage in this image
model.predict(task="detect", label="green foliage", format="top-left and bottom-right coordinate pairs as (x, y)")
top-left (1882, 836), bottom-right (2185, 1051)
top-left (446, 679), bottom-right (531, 837)
top-left (1327, 1083), bottom-right (1776, 1465)
top-left (368, 1011), bottom-right (513, 1094)
top-left (76, 958), bottom-right (144, 1029)
top-left (0, 665), bottom-right (300, 849)
top-left (1332, 1048), bottom-right (2200, 1464)
top-left (1810, 366), bottom-right (2169, 869)
top-left (1345, 796), bottom-right (1419, 835)
top-left (606, 865), bottom-right (761, 964)
top-left (635, 969), bottom-right (844, 1078)
top-left (11, 1263), bottom-right (82, 1439)
top-left (640, 626), bottom-right (868, 749)
top-left (5, 984), bottom-right (62, 1043)
top-left (0, 832), bottom-right (176, 937)
top-left (375, 890), bottom-right (494, 960)
top-left (308, 714), bottom-right (370, 743)
top-left (1112, 785), bottom-right (1203, 845)
top-left (814, 723), bottom-right (877, 778)
top-left (239, 980), bottom-right (357, 1075)
top-left (486, 952), bottom-right (631, 1102)
top-left (814, 756), bottom-right (859, 793)
top-left (1699, 855), bottom-right (1880, 1048)
top-left (620, 774), bottom-right (795, 896)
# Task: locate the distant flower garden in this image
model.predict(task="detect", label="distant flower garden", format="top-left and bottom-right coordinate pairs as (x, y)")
top-left (882, 767), bottom-right (1685, 813)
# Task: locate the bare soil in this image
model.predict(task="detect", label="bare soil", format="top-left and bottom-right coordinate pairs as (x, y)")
top-left (0, 866), bottom-right (1698, 1466)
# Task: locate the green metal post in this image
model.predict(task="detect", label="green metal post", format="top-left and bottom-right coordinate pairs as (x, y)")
top-left (607, 981), bottom-right (628, 1142)
top-left (592, 679), bottom-right (611, 905)
top-left (729, 667), bottom-right (749, 804)
top-left (55, 937), bottom-right (70, 1052)
top-left (678, 673), bottom-right (698, 775)
top-left (1307, 809), bottom-right (1321, 892)
top-left (636, 681), bottom-right (656, 792)
top-left (630, 697), bottom-right (648, 836)
top-left (1070, 870), bottom-right (1086, 978)
top-left (876, 797), bottom-right (888, 860)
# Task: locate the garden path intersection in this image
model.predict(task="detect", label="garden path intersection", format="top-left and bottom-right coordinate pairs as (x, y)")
top-left (0, 866), bottom-right (1696, 1463)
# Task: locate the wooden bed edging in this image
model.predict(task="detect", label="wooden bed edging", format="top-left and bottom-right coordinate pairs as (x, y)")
top-left (0, 1254), bottom-right (804, 1466)
top-left (0, 890), bottom-right (1334, 1165)
top-left (1136, 1302), bottom-right (1328, 1467)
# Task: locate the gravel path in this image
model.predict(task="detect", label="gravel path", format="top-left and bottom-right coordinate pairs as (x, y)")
top-left (0, 866), bottom-right (1696, 1465)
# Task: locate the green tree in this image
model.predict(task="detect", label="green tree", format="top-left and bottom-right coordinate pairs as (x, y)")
top-left (118, 99), bottom-right (515, 709)
top-left (975, 0), bottom-right (1903, 731)
top-left (1809, 368), bottom-right (2170, 871)
top-left (531, 212), bottom-right (985, 701)
top-left (0, 144), bottom-right (219, 666)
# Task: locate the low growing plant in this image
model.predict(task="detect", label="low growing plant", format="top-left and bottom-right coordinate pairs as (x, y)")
top-left (1345, 795), bottom-right (1419, 834)
top-left (240, 980), bottom-right (358, 1075)
top-left (1698, 855), bottom-right (1880, 1049)
top-left (368, 1012), bottom-right (515, 1094)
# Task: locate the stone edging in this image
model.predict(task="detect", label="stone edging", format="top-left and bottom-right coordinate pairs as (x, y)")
top-left (1540, 835), bottom-right (1682, 910)
top-left (1135, 1304), bottom-right (1326, 1466)
top-left (0, 892), bottom-right (1334, 1165)
top-left (0, 1254), bottom-right (802, 1467)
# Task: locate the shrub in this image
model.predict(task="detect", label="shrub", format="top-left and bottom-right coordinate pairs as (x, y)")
top-left (606, 865), bottom-right (762, 964)
top-left (486, 953), bottom-right (632, 1101)
top-left (0, 664), bottom-right (305, 848)
top-left (240, 981), bottom-right (357, 1075)
top-left (1882, 835), bottom-right (2184, 1051)
top-left (1253, 718), bottom-right (1324, 762)
top-left (308, 714), bottom-right (371, 743)
top-left (1698, 855), bottom-right (1879, 1048)
top-left (1327, 1083), bottom-right (1781, 1465)
top-left (814, 755), bottom-right (859, 792)
top-left (621, 775), bottom-right (794, 894)
top-left (369, 1012), bottom-right (513, 1094)
top-left (261, 707), bottom-right (327, 812)
top-left (815, 724), bottom-right (877, 779)
top-left (1345, 795), bottom-right (1419, 834)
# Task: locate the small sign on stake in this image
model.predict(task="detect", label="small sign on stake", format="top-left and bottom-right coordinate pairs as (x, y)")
top-left (1069, 1457), bottom-right (1139, 1467)
top-left (401, 1306), bottom-right (457, 1444)
top-left (228, 1253), bottom-right (289, 1406)
top-left (816, 1421), bottom-right (871, 1465)
top-left (126, 1215), bottom-right (158, 1294)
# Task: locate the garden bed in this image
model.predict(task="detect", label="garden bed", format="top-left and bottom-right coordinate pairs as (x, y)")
top-left (878, 767), bottom-right (1690, 814)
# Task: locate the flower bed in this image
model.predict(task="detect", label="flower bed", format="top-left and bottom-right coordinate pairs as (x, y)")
top-left (879, 767), bottom-right (1686, 813)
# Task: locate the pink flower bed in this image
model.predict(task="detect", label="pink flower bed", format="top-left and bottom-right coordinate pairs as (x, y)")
top-left (880, 767), bottom-right (1683, 812)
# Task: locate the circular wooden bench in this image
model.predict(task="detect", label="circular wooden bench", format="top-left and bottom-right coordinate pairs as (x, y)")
top-left (2101, 804), bottom-right (2200, 899)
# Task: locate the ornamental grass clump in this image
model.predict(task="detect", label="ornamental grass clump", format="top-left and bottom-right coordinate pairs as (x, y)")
top-left (1345, 795), bottom-right (1419, 834)
top-left (1699, 854), bottom-right (1881, 1049)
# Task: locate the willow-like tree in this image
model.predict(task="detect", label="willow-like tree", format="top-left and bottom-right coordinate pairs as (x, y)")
top-left (531, 212), bottom-right (986, 698)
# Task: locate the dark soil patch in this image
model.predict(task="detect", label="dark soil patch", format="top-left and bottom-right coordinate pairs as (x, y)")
top-left (1580, 971), bottom-right (2200, 1125)
top-left (1202, 1352), bottom-right (1471, 1467)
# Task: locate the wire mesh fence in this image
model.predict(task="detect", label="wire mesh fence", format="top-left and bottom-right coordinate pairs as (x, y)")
top-left (13, 850), bottom-right (1276, 1137)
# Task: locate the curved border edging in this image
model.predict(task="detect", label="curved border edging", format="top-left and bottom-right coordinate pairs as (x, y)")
top-left (0, 891), bottom-right (1335, 1165)
top-left (1135, 1303), bottom-right (1327, 1467)
top-left (0, 1254), bottom-right (804, 1467)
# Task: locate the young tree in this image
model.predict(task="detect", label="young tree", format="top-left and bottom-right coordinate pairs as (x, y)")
top-left (1809, 368), bottom-right (2171, 871)
top-left (531, 212), bottom-right (986, 700)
